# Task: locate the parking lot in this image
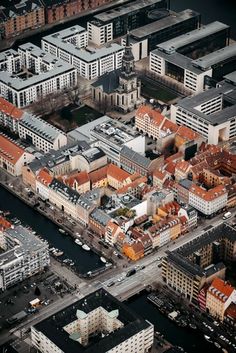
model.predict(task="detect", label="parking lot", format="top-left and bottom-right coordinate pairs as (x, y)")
top-left (0, 269), bottom-right (73, 331)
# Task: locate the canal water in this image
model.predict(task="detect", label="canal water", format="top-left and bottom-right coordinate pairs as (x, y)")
top-left (127, 292), bottom-right (219, 353)
top-left (0, 186), bottom-right (104, 274)
top-left (12, 0), bottom-right (236, 51)
top-left (1, 186), bottom-right (220, 352)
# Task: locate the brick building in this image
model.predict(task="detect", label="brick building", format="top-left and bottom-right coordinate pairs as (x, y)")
top-left (0, 0), bottom-right (45, 39)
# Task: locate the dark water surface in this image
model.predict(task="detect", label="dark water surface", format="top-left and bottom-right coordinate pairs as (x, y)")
top-left (171, 0), bottom-right (236, 39)
top-left (127, 292), bottom-right (220, 353)
top-left (0, 186), bottom-right (103, 274)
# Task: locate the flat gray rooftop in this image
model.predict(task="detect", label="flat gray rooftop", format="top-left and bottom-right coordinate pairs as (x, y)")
top-left (192, 43), bottom-right (236, 70)
top-left (42, 33), bottom-right (124, 62)
top-left (42, 25), bottom-right (86, 47)
top-left (50, 25), bottom-right (86, 39)
top-left (68, 115), bottom-right (110, 141)
top-left (0, 48), bottom-right (18, 62)
top-left (152, 49), bottom-right (202, 74)
top-left (130, 9), bottom-right (199, 39)
top-left (94, 0), bottom-right (164, 23)
top-left (0, 43), bottom-right (74, 90)
top-left (19, 43), bottom-right (60, 65)
top-left (224, 71), bottom-right (236, 85)
top-left (176, 82), bottom-right (236, 125)
top-left (19, 113), bottom-right (65, 142)
top-left (157, 21), bottom-right (229, 54)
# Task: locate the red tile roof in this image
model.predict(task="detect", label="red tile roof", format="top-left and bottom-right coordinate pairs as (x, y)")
top-left (190, 184), bottom-right (227, 201)
top-left (208, 278), bottom-right (234, 303)
top-left (176, 125), bottom-right (200, 141)
top-left (0, 216), bottom-right (12, 231)
top-left (165, 161), bottom-right (176, 175)
top-left (89, 165), bottom-right (108, 184)
top-left (153, 169), bottom-right (167, 180)
top-left (37, 168), bottom-right (53, 186)
top-left (165, 151), bottom-right (184, 163)
top-left (175, 160), bottom-right (190, 173)
top-left (107, 164), bottom-right (130, 182)
top-left (116, 176), bottom-right (147, 194)
top-left (63, 171), bottom-right (89, 188)
top-left (0, 97), bottom-right (23, 120)
top-left (136, 105), bottom-right (165, 126)
top-left (0, 135), bottom-right (25, 165)
top-left (161, 119), bottom-right (178, 133)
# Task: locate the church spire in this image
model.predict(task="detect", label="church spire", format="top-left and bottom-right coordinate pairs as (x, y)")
top-left (121, 31), bottom-right (135, 76)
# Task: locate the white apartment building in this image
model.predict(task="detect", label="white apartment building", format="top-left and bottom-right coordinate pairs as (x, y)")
top-left (42, 25), bottom-right (88, 57)
top-left (189, 184), bottom-right (228, 216)
top-left (90, 117), bottom-right (145, 166)
top-left (0, 48), bottom-right (21, 73)
top-left (170, 82), bottom-right (236, 144)
top-left (0, 225), bottom-right (50, 291)
top-left (31, 288), bottom-right (154, 353)
top-left (88, 20), bottom-right (113, 46)
top-left (18, 113), bottom-right (67, 153)
top-left (42, 28), bottom-right (124, 80)
top-left (0, 134), bottom-right (34, 176)
top-left (0, 43), bottom-right (77, 108)
top-left (149, 49), bottom-right (212, 93)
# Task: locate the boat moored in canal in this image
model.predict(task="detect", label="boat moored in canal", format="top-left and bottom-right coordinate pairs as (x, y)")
top-left (75, 239), bottom-right (83, 246)
top-left (100, 256), bottom-right (107, 263)
top-left (82, 244), bottom-right (90, 251)
top-left (58, 228), bottom-right (66, 234)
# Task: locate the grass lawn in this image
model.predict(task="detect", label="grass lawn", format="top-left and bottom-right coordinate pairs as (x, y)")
top-left (141, 80), bottom-right (177, 102)
top-left (72, 105), bottom-right (102, 126)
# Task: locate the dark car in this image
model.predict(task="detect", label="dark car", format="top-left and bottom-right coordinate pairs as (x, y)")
top-left (107, 281), bottom-right (115, 287)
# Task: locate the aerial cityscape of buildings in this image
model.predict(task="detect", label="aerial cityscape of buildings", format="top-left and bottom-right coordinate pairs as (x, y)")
top-left (0, 0), bottom-right (236, 352)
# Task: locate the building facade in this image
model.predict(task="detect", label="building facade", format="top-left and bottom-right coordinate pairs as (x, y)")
top-left (0, 134), bottom-right (34, 176)
top-left (0, 0), bottom-right (45, 39)
top-left (170, 82), bottom-right (236, 144)
top-left (0, 43), bottom-right (77, 108)
top-left (0, 225), bottom-right (50, 291)
top-left (18, 113), bottom-right (67, 153)
top-left (31, 288), bottom-right (154, 353)
top-left (42, 29), bottom-right (124, 80)
top-left (91, 34), bottom-right (143, 113)
top-left (162, 223), bottom-right (236, 302)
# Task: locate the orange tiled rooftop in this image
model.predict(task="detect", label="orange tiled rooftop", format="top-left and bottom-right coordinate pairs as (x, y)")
top-left (0, 97), bottom-right (23, 120)
top-left (208, 278), bottom-right (234, 303)
top-left (136, 105), bottom-right (165, 126)
top-left (0, 134), bottom-right (24, 165)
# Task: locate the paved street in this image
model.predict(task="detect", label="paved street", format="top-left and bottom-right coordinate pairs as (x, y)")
top-left (1, 169), bottom-right (236, 347)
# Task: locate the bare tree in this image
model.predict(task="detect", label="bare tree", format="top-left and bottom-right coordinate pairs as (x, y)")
top-left (64, 84), bottom-right (81, 106)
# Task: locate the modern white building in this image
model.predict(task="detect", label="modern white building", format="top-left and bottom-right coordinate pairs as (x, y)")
top-left (31, 288), bottom-right (154, 353)
top-left (0, 48), bottom-right (21, 73)
top-left (0, 225), bottom-right (50, 291)
top-left (149, 21), bottom-right (230, 93)
top-left (88, 20), bottom-right (113, 46)
top-left (18, 113), bottom-right (67, 153)
top-left (170, 81), bottom-right (236, 144)
top-left (42, 28), bottom-right (124, 80)
top-left (0, 43), bottom-right (77, 108)
top-left (90, 117), bottom-right (145, 166)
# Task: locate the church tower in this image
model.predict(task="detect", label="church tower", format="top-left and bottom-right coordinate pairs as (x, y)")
top-left (120, 33), bottom-right (135, 78)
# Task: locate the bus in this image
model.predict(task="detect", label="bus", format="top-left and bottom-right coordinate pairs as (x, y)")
top-left (223, 212), bottom-right (232, 220)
